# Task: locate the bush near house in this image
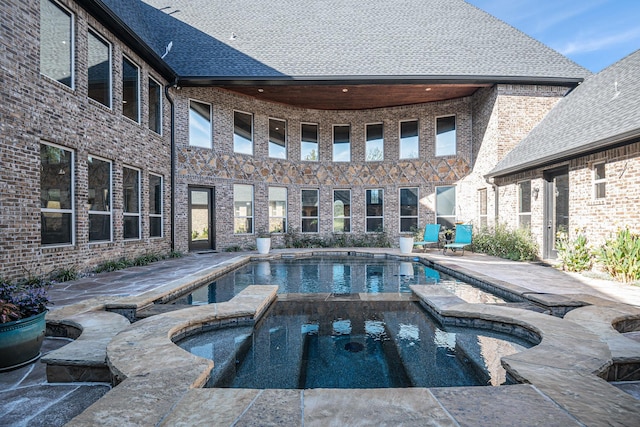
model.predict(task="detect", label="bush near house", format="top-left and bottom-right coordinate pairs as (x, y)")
top-left (473, 224), bottom-right (539, 261)
top-left (599, 228), bottom-right (640, 283)
top-left (556, 230), bottom-right (592, 272)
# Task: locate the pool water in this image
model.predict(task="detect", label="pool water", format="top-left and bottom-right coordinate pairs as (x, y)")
top-left (175, 256), bottom-right (508, 305)
top-left (178, 300), bottom-right (531, 389)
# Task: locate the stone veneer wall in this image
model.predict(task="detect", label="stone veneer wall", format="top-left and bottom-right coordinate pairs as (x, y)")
top-left (495, 140), bottom-right (640, 254)
top-left (171, 84), bottom-right (567, 252)
top-left (0, 0), bottom-right (172, 280)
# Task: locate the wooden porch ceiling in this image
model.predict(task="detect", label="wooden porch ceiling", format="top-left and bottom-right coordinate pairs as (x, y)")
top-left (220, 83), bottom-right (491, 110)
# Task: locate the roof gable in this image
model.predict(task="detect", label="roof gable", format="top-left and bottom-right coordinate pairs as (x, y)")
top-left (490, 49), bottom-right (640, 177)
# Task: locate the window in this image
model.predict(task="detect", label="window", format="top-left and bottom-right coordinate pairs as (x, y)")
top-left (123, 167), bottom-right (140, 239)
top-left (301, 123), bottom-right (319, 161)
top-left (400, 120), bottom-right (419, 159)
top-left (122, 57), bottom-right (139, 122)
top-left (234, 111), bottom-right (253, 155)
top-left (366, 123), bottom-right (384, 161)
top-left (593, 162), bottom-right (606, 199)
top-left (478, 188), bottom-right (488, 228)
top-left (234, 184), bottom-right (253, 234)
top-left (149, 174), bottom-right (163, 237)
top-left (87, 29), bottom-right (111, 107)
top-left (333, 190), bottom-right (351, 232)
top-left (436, 116), bottom-right (456, 156)
top-left (399, 188), bottom-right (418, 232)
top-left (268, 187), bottom-right (287, 233)
top-left (148, 78), bottom-right (162, 134)
top-left (40, 0), bottom-right (73, 88)
top-left (301, 189), bottom-right (319, 233)
top-left (189, 100), bottom-right (212, 148)
top-left (366, 189), bottom-right (384, 232)
top-left (518, 181), bottom-right (531, 228)
top-left (436, 186), bottom-right (456, 228)
top-left (333, 125), bottom-right (350, 162)
top-left (269, 118), bottom-right (286, 159)
top-left (88, 156), bottom-right (111, 242)
top-left (40, 143), bottom-right (74, 245)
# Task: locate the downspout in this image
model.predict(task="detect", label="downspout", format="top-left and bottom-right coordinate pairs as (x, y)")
top-left (165, 80), bottom-right (177, 252)
top-left (485, 176), bottom-right (499, 226)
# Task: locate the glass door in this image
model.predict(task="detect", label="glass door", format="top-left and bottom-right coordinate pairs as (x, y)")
top-left (189, 188), bottom-right (214, 251)
top-left (543, 168), bottom-right (569, 259)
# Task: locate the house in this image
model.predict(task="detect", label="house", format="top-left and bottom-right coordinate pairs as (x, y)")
top-left (488, 50), bottom-right (640, 259)
top-left (0, 0), bottom-right (593, 279)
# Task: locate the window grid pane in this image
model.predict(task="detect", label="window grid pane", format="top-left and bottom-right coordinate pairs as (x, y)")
top-left (189, 100), bottom-right (212, 148)
top-left (123, 167), bottom-right (140, 239)
top-left (40, 0), bottom-right (73, 87)
top-left (268, 187), bottom-right (287, 233)
top-left (88, 156), bottom-right (112, 242)
top-left (302, 189), bottom-right (319, 233)
top-left (593, 163), bottom-right (606, 199)
top-left (400, 121), bottom-right (419, 159)
top-left (333, 190), bottom-right (351, 233)
top-left (301, 123), bottom-right (318, 161)
top-left (333, 125), bottom-right (350, 162)
top-left (149, 174), bottom-right (162, 237)
top-left (234, 111), bottom-right (253, 155)
top-left (40, 143), bottom-right (74, 245)
top-left (366, 189), bottom-right (384, 232)
top-left (87, 30), bottom-right (110, 107)
top-left (518, 181), bottom-right (531, 229)
top-left (269, 119), bottom-right (286, 159)
top-left (366, 123), bottom-right (384, 161)
top-left (436, 116), bottom-right (456, 156)
top-left (436, 186), bottom-right (456, 229)
top-left (399, 188), bottom-right (418, 232)
top-left (148, 79), bottom-right (162, 134)
top-left (122, 57), bottom-right (139, 122)
top-left (234, 184), bottom-right (253, 234)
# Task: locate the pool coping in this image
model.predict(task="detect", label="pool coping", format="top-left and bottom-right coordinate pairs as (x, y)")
top-left (51, 250), bottom-right (640, 426)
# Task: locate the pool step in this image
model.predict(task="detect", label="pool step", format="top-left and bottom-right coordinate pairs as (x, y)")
top-left (42, 311), bottom-right (130, 383)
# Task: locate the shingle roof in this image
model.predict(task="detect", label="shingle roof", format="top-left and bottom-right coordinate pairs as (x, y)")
top-left (490, 49), bottom-right (640, 177)
top-left (99, 0), bottom-right (589, 82)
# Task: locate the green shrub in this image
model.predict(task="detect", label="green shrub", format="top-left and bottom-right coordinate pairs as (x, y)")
top-left (473, 224), bottom-right (539, 261)
top-left (598, 228), bottom-right (640, 283)
top-left (95, 258), bottom-right (133, 273)
top-left (556, 231), bottom-right (592, 272)
top-left (51, 267), bottom-right (79, 282)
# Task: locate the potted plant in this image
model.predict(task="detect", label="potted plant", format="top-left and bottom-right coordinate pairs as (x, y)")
top-left (0, 278), bottom-right (50, 370)
top-left (256, 230), bottom-right (272, 254)
top-left (398, 232), bottom-right (415, 254)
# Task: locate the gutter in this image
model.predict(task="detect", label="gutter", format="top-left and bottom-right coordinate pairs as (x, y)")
top-left (176, 75), bottom-right (586, 88)
top-left (487, 129), bottom-right (640, 178)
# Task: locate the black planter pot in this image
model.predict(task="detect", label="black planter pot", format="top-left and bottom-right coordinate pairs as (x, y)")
top-left (0, 310), bottom-right (47, 371)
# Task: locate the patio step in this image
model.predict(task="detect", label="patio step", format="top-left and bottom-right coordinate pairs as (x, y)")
top-left (42, 311), bottom-right (130, 383)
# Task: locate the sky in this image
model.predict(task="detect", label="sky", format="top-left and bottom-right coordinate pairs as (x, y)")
top-left (467, 0), bottom-right (640, 73)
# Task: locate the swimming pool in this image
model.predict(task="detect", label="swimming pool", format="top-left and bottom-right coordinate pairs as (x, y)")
top-left (178, 299), bottom-right (531, 389)
top-left (173, 256), bottom-right (510, 305)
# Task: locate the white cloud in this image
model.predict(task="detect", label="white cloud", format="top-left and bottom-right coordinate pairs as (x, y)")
top-left (557, 27), bottom-right (640, 55)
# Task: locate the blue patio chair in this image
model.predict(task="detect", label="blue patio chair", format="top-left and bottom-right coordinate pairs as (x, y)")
top-left (443, 224), bottom-right (473, 255)
top-left (414, 223), bottom-right (441, 251)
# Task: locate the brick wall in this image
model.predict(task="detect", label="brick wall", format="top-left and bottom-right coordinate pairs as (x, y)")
top-left (0, 0), bottom-right (172, 280)
top-left (494, 141), bottom-right (640, 257)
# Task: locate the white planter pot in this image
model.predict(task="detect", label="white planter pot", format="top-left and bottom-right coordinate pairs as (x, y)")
top-left (256, 237), bottom-right (271, 254)
top-left (399, 236), bottom-right (414, 254)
